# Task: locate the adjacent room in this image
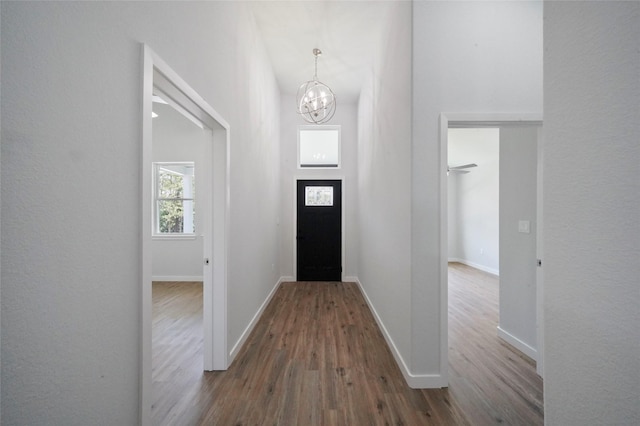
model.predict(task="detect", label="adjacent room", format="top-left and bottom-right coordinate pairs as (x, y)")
top-left (446, 125), bottom-right (543, 424)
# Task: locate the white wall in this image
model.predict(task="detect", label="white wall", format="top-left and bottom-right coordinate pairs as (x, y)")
top-left (0, 4), bottom-right (3, 421)
top-left (151, 102), bottom-right (208, 281)
top-left (498, 126), bottom-right (539, 359)
top-left (279, 97), bottom-right (358, 280)
top-left (226, 4), bottom-right (281, 354)
top-left (357, 1), bottom-right (413, 382)
top-left (447, 170), bottom-right (458, 257)
top-left (412, 0), bottom-right (542, 380)
top-left (448, 128), bottom-right (500, 275)
top-left (544, 2), bottom-right (640, 424)
top-left (1, 2), bottom-right (280, 424)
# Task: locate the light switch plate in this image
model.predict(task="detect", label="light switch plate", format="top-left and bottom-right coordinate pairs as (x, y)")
top-left (518, 220), bottom-right (531, 234)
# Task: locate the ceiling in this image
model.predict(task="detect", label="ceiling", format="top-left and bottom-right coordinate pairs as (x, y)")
top-left (249, 1), bottom-right (399, 104)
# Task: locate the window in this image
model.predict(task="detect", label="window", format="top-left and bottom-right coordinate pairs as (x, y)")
top-left (305, 186), bottom-right (334, 206)
top-left (298, 125), bottom-right (340, 168)
top-left (153, 162), bottom-right (195, 235)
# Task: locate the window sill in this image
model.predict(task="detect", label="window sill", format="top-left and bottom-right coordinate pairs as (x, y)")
top-left (152, 234), bottom-right (199, 241)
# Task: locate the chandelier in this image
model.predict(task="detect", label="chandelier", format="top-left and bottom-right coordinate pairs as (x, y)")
top-left (296, 48), bottom-right (336, 124)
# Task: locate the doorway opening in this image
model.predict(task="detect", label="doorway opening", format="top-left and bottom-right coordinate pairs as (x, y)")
top-left (439, 113), bottom-right (544, 384)
top-left (141, 45), bottom-right (230, 426)
top-left (441, 114), bottom-right (544, 422)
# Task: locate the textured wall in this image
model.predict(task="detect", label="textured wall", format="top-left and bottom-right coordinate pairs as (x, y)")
top-left (544, 1), bottom-right (640, 424)
top-left (1, 2), bottom-right (280, 424)
top-left (222, 3), bottom-right (282, 351)
top-left (357, 0), bottom-right (413, 381)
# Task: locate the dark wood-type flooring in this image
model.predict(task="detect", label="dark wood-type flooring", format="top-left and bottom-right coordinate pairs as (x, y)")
top-left (447, 263), bottom-right (543, 425)
top-left (152, 263), bottom-right (543, 425)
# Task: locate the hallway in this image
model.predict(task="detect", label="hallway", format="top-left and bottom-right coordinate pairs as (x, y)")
top-left (152, 264), bottom-right (542, 425)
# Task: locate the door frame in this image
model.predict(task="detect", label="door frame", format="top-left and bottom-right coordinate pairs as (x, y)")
top-left (141, 45), bottom-right (230, 425)
top-left (293, 176), bottom-right (346, 282)
top-left (439, 112), bottom-right (544, 384)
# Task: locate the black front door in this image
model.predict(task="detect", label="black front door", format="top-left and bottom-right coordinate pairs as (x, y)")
top-left (296, 180), bottom-right (342, 281)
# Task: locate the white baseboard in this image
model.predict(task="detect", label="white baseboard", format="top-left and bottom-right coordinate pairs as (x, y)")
top-left (497, 326), bottom-right (537, 361)
top-left (448, 258), bottom-right (499, 276)
top-left (152, 275), bottom-right (203, 282)
top-left (228, 276), bottom-right (284, 361)
top-left (343, 275), bottom-right (358, 283)
top-left (354, 277), bottom-right (447, 389)
top-left (280, 276), bottom-right (295, 282)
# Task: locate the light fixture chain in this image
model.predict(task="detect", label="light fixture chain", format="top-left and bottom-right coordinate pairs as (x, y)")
top-left (314, 53), bottom-right (318, 81)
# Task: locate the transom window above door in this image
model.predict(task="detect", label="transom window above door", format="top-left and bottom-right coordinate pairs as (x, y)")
top-left (298, 125), bottom-right (341, 168)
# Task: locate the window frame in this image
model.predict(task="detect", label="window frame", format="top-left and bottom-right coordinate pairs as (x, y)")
top-left (152, 161), bottom-right (196, 239)
top-left (297, 125), bottom-right (341, 169)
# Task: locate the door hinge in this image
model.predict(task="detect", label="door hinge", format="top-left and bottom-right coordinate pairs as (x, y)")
top-left (537, 259), bottom-right (542, 267)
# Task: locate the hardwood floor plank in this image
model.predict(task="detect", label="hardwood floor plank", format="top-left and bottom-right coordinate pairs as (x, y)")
top-left (152, 266), bottom-right (543, 425)
top-left (447, 262), bottom-right (544, 425)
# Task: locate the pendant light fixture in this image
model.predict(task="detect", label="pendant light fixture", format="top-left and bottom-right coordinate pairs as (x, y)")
top-left (296, 48), bottom-right (336, 124)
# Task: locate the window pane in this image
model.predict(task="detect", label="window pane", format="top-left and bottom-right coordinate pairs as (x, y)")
top-left (305, 186), bottom-right (333, 206)
top-left (299, 128), bottom-right (339, 167)
top-left (158, 171), bottom-right (184, 198)
top-left (158, 200), bottom-right (185, 233)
